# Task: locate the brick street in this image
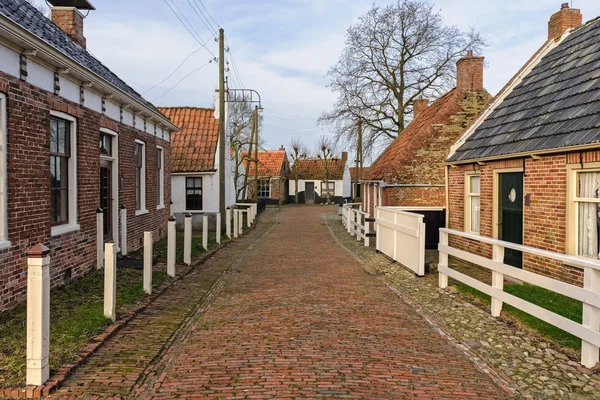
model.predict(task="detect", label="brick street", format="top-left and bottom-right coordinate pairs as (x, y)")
top-left (51, 206), bottom-right (512, 399)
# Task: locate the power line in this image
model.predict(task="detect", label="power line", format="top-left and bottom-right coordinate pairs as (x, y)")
top-left (187, 0), bottom-right (218, 38)
top-left (264, 109), bottom-right (319, 122)
top-left (162, 0), bottom-right (216, 58)
top-left (150, 60), bottom-right (214, 102)
top-left (266, 114), bottom-right (317, 127)
top-left (196, 0), bottom-right (221, 29)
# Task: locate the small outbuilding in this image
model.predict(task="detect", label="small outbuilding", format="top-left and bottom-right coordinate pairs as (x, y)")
top-left (290, 152), bottom-right (351, 205)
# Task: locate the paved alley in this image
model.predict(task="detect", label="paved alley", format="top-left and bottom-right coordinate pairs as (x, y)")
top-left (52, 206), bottom-right (512, 399)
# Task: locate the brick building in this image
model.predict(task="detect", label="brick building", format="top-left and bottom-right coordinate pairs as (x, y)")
top-left (349, 166), bottom-right (367, 200)
top-left (447, 5), bottom-right (598, 286)
top-left (361, 51), bottom-right (492, 247)
top-left (290, 152), bottom-right (351, 205)
top-left (247, 148), bottom-right (291, 205)
top-left (0, 0), bottom-right (178, 311)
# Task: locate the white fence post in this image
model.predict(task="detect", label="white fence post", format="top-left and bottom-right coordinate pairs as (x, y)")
top-left (26, 244), bottom-right (50, 386)
top-left (202, 215), bottom-right (208, 250)
top-left (103, 241), bottom-right (116, 321)
top-left (233, 209), bottom-right (239, 238)
top-left (392, 211), bottom-right (397, 260)
top-left (97, 208), bottom-right (104, 269)
top-left (170, 200), bottom-right (174, 216)
top-left (491, 244), bottom-right (505, 317)
top-left (438, 230), bottom-right (448, 289)
top-left (239, 210), bottom-right (244, 235)
top-left (253, 204), bottom-right (257, 223)
top-left (167, 215), bottom-right (176, 277)
top-left (376, 208), bottom-right (381, 251)
top-left (347, 207), bottom-right (352, 234)
top-left (144, 231), bottom-right (153, 295)
top-left (364, 213), bottom-right (370, 247)
top-left (356, 211), bottom-right (361, 242)
top-left (216, 213), bottom-right (221, 244)
top-left (184, 213), bottom-right (192, 265)
top-left (120, 206), bottom-right (128, 255)
top-left (226, 208), bottom-right (231, 239)
top-left (582, 267), bottom-right (600, 368)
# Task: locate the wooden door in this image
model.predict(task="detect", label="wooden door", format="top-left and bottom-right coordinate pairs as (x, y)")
top-left (100, 161), bottom-right (112, 240)
top-left (306, 182), bottom-right (315, 204)
top-left (499, 172), bottom-right (523, 268)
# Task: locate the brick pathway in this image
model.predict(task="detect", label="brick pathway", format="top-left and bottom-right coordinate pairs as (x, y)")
top-left (51, 206), bottom-right (513, 399)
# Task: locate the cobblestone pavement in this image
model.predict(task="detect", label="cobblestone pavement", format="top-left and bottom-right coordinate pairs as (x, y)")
top-left (325, 213), bottom-right (600, 400)
top-left (50, 206), bottom-right (518, 399)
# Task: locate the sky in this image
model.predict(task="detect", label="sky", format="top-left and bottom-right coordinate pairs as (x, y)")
top-left (37, 0), bottom-right (600, 155)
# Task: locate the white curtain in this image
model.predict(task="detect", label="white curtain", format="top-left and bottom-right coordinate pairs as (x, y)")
top-left (578, 172), bottom-right (600, 259)
top-left (470, 176), bottom-right (480, 233)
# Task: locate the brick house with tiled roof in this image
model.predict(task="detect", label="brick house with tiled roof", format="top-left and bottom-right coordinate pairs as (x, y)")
top-left (290, 152), bottom-right (351, 205)
top-left (246, 147), bottom-right (291, 205)
top-left (350, 166), bottom-right (368, 199)
top-left (447, 5), bottom-right (600, 286)
top-left (158, 106), bottom-right (236, 224)
top-left (361, 52), bottom-right (492, 248)
top-left (0, 0), bottom-right (179, 311)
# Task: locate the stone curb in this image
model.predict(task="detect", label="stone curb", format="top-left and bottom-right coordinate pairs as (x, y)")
top-left (0, 219), bottom-right (259, 400)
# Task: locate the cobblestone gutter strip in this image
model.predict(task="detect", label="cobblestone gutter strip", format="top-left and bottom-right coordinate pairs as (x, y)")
top-left (0, 222), bottom-right (256, 400)
top-left (324, 213), bottom-right (600, 400)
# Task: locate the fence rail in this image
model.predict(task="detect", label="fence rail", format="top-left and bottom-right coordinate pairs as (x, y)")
top-left (438, 228), bottom-right (600, 368)
top-left (342, 204), bottom-right (370, 247)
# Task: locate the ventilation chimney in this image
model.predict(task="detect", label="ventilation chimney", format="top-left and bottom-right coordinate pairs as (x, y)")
top-left (413, 98), bottom-right (429, 120)
top-left (548, 3), bottom-right (582, 40)
top-left (456, 50), bottom-right (484, 93)
top-left (48, 1), bottom-right (95, 49)
top-left (280, 145), bottom-right (285, 151)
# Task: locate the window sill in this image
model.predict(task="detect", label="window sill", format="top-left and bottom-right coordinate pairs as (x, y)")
top-left (51, 224), bottom-right (81, 237)
top-left (157, 204), bottom-right (165, 210)
top-left (0, 240), bottom-right (11, 251)
top-left (135, 209), bottom-right (149, 216)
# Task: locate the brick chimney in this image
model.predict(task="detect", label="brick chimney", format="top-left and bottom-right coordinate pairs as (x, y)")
top-left (548, 3), bottom-right (582, 40)
top-left (413, 98), bottom-right (429, 119)
top-left (456, 50), bottom-right (484, 93)
top-left (51, 7), bottom-right (87, 48)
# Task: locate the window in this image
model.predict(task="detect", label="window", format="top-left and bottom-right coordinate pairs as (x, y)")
top-left (156, 146), bottom-right (164, 208)
top-left (321, 181), bottom-right (335, 196)
top-left (575, 171), bottom-right (600, 259)
top-left (186, 177), bottom-right (202, 210)
top-left (258, 179), bottom-right (270, 199)
top-left (467, 175), bottom-right (480, 233)
top-left (100, 133), bottom-right (112, 157)
top-left (0, 94), bottom-right (7, 247)
top-left (135, 140), bottom-right (146, 214)
top-left (353, 182), bottom-right (361, 198)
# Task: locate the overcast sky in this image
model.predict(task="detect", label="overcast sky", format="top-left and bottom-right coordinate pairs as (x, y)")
top-left (56, 0), bottom-right (600, 153)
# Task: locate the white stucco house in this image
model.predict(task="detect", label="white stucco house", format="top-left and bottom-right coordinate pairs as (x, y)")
top-left (289, 152), bottom-right (351, 204)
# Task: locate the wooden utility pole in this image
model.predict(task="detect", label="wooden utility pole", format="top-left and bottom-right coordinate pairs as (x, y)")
top-left (356, 118), bottom-right (363, 199)
top-left (253, 105), bottom-right (259, 201)
top-left (218, 28), bottom-right (226, 228)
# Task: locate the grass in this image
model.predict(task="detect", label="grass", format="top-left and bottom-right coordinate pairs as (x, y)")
top-left (0, 268), bottom-right (168, 388)
top-left (453, 280), bottom-right (583, 350)
top-left (131, 231), bottom-right (223, 264)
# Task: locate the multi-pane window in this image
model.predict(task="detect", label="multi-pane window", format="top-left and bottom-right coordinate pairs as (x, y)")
top-left (156, 147), bottom-right (164, 207)
top-left (575, 171), bottom-right (600, 259)
top-left (0, 94), bottom-right (6, 245)
top-left (468, 175), bottom-right (480, 233)
top-left (100, 133), bottom-right (112, 157)
top-left (186, 177), bottom-right (202, 210)
top-left (50, 117), bottom-right (71, 226)
top-left (135, 141), bottom-right (145, 211)
top-left (321, 181), bottom-right (335, 196)
top-left (258, 179), bottom-right (270, 198)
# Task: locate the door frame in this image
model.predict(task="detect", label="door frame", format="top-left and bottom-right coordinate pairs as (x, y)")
top-left (100, 128), bottom-right (119, 248)
top-left (305, 181), bottom-right (315, 204)
top-left (492, 167), bottom-right (523, 240)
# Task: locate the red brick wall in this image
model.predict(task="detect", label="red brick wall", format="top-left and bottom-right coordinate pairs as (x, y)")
top-left (381, 186), bottom-right (445, 208)
top-left (51, 8), bottom-right (86, 48)
top-left (0, 72), bottom-right (171, 311)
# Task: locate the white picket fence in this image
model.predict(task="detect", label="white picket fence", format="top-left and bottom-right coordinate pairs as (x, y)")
top-left (375, 207), bottom-right (426, 276)
top-left (438, 228), bottom-right (600, 368)
top-left (342, 203), bottom-right (370, 247)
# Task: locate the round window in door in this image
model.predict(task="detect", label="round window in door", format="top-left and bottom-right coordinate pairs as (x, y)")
top-left (508, 188), bottom-right (517, 203)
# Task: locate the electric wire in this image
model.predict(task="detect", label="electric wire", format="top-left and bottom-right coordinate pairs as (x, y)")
top-left (162, 0), bottom-right (216, 58)
top-left (196, 0), bottom-right (222, 29)
top-left (264, 109), bottom-right (318, 121)
top-left (150, 60), bottom-right (214, 102)
top-left (186, 0), bottom-right (219, 38)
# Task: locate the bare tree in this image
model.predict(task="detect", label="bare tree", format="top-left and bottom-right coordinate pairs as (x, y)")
top-left (316, 136), bottom-right (337, 205)
top-left (320, 0), bottom-right (485, 151)
top-left (289, 138), bottom-right (309, 204)
top-left (228, 102), bottom-right (254, 200)
top-left (26, 0), bottom-right (49, 16)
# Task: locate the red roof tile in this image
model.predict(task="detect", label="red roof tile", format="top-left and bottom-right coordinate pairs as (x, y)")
top-left (246, 150), bottom-right (288, 177)
top-left (158, 107), bottom-right (219, 173)
top-left (350, 167), bottom-right (368, 181)
top-left (292, 152), bottom-right (348, 180)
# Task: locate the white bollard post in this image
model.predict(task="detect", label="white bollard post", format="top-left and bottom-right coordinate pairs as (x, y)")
top-left (120, 206), bottom-right (128, 255)
top-left (202, 215), bottom-right (208, 251)
top-left (143, 231), bottom-right (153, 295)
top-left (167, 215), bottom-right (176, 277)
top-left (253, 204), bottom-right (257, 223)
top-left (226, 208), bottom-right (231, 239)
top-left (170, 200), bottom-right (174, 216)
top-left (216, 213), bottom-right (221, 244)
top-left (233, 209), bottom-right (239, 238)
top-left (26, 244), bottom-right (50, 386)
top-left (364, 215), bottom-right (370, 247)
top-left (97, 208), bottom-right (104, 269)
top-left (184, 213), bottom-right (192, 265)
top-left (239, 210), bottom-right (244, 235)
top-left (247, 208), bottom-right (252, 227)
top-left (103, 241), bottom-right (116, 321)
top-left (491, 244), bottom-right (505, 317)
top-left (582, 267), bottom-right (600, 368)
top-left (438, 230), bottom-right (449, 289)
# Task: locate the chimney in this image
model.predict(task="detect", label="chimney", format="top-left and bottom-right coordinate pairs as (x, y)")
top-left (49, 1), bottom-right (95, 49)
top-left (341, 151), bottom-right (348, 162)
top-left (548, 3), bottom-right (582, 40)
top-left (456, 50), bottom-right (484, 93)
top-left (413, 98), bottom-right (429, 120)
top-left (280, 145), bottom-right (285, 151)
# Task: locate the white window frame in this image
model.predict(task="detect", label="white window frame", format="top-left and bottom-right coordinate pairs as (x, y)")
top-left (156, 145), bottom-right (165, 209)
top-left (465, 173), bottom-right (481, 234)
top-left (135, 139), bottom-right (147, 215)
top-left (0, 94), bottom-right (8, 249)
top-left (566, 164), bottom-right (600, 260)
top-left (258, 178), bottom-right (270, 199)
top-left (100, 128), bottom-right (119, 247)
top-left (50, 110), bottom-right (79, 237)
top-left (321, 181), bottom-right (335, 196)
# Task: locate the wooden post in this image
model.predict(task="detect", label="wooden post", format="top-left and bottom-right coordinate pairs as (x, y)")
top-left (233, 209), bottom-right (239, 238)
top-left (239, 210), bottom-right (244, 234)
top-left (391, 211), bottom-right (397, 261)
top-left (167, 215), bottom-right (176, 277)
top-left (103, 241), bottom-right (116, 321)
top-left (184, 213), bottom-right (192, 265)
top-left (216, 213), bottom-right (221, 244)
top-left (347, 207), bottom-right (352, 234)
top-left (170, 200), bottom-right (174, 216)
top-left (226, 207), bottom-right (231, 239)
top-left (120, 205), bottom-right (128, 255)
top-left (438, 230), bottom-right (449, 289)
top-left (356, 211), bottom-right (361, 242)
top-left (582, 267), bottom-right (600, 368)
top-left (143, 232), bottom-right (153, 295)
top-left (377, 208), bottom-right (381, 254)
top-left (202, 215), bottom-right (208, 251)
top-left (364, 214), bottom-right (369, 247)
top-left (491, 244), bottom-right (505, 317)
top-left (97, 208), bottom-right (103, 269)
top-left (26, 244), bottom-right (50, 386)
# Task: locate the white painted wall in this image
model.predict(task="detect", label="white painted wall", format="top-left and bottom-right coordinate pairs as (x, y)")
top-left (105, 100), bottom-right (120, 121)
top-left (290, 179), bottom-right (344, 198)
top-left (59, 76), bottom-right (80, 104)
top-left (122, 109), bottom-right (134, 126)
top-left (28, 60), bottom-right (54, 93)
top-left (84, 89), bottom-right (102, 113)
top-left (0, 44), bottom-right (19, 77)
top-left (172, 173), bottom-right (220, 214)
top-left (342, 162), bottom-right (351, 198)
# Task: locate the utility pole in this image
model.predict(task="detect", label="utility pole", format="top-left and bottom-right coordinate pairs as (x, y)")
top-left (218, 28), bottom-right (226, 229)
top-left (357, 118), bottom-right (363, 199)
top-left (253, 105), bottom-right (259, 201)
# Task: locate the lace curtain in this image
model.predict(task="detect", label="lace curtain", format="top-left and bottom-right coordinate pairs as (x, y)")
top-left (578, 172), bottom-right (600, 259)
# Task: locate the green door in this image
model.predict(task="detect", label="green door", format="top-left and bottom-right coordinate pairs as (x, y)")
top-left (499, 172), bottom-right (523, 268)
